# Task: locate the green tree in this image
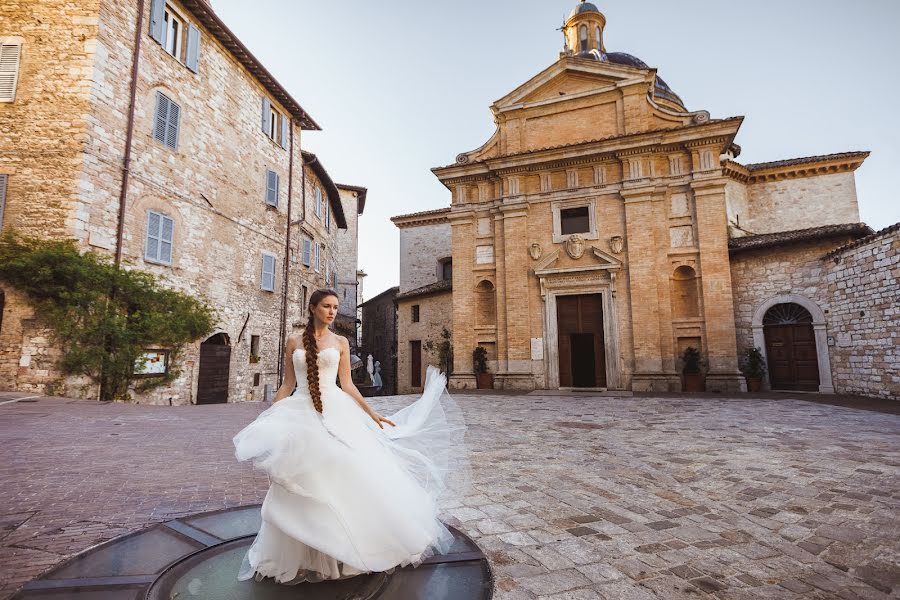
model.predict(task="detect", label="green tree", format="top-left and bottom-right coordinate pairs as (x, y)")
top-left (0, 231), bottom-right (216, 401)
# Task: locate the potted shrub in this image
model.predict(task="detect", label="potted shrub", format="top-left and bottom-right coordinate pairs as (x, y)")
top-left (681, 346), bottom-right (705, 392)
top-left (473, 346), bottom-right (493, 389)
top-left (740, 346), bottom-right (767, 392)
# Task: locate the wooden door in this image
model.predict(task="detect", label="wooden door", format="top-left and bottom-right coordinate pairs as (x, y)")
top-left (410, 340), bottom-right (422, 388)
top-left (765, 323), bottom-right (820, 391)
top-left (197, 334), bottom-right (231, 404)
top-left (556, 294), bottom-right (606, 388)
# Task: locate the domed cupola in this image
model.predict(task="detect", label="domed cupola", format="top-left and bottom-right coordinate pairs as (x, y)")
top-left (563, 0), bottom-right (607, 59)
top-left (562, 1), bottom-right (686, 110)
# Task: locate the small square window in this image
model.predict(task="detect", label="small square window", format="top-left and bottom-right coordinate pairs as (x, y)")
top-left (561, 206), bottom-right (590, 235)
top-left (411, 305), bottom-right (420, 323)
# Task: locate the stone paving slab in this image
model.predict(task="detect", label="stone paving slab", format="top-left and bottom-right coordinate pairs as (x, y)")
top-left (1, 392), bottom-right (899, 599)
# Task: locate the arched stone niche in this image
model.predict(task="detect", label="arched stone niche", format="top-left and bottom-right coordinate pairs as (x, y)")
top-left (671, 265), bottom-right (700, 318)
top-left (475, 279), bottom-right (496, 326)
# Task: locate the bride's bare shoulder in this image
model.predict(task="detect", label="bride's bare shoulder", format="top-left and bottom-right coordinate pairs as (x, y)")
top-left (286, 332), bottom-right (304, 348)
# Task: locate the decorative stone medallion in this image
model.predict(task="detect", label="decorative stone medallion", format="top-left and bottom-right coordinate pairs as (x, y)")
top-left (529, 243), bottom-right (543, 261)
top-left (609, 235), bottom-right (625, 254)
top-left (565, 234), bottom-right (585, 260)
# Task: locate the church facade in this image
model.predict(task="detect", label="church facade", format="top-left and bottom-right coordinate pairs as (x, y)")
top-left (408, 2), bottom-right (896, 397)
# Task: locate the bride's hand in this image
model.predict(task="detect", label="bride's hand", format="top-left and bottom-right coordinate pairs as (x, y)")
top-left (369, 410), bottom-right (396, 429)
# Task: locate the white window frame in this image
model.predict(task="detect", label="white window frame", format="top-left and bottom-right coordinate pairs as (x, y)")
top-left (314, 187), bottom-right (322, 217)
top-left (269, 108), bottom-right (280, 141)
top-left (551, 197), bottom-right (599, 243)
top-left (324, 200), bottom-right (331, 230)
top-left (0, 38), bottom-right (23, 103)
top-left (163, 6), bottom-right (184, 60)
top-left (314, 242), bottom-right (321, 273)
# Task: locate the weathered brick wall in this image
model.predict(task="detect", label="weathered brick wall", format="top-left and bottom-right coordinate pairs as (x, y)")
top-left (398, 222), bottom-right (451, 294)
top-left (746, 172), bottom-right (860, 235)
top-left (397, 293), bottom-right (452, 394)
top-left (826, 227), bottom-right (900, 400)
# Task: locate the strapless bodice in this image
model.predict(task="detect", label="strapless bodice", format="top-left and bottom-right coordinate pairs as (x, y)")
top-left (292, 346), bottom-right (340, 395)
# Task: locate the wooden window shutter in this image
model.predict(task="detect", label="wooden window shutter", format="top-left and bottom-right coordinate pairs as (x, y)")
top-left (154, 92), bottom-right (180, 149)
top-left (261, 97), bottom-right (271, 135)
top-left (145, 211), bottom-right (161, 261)
top-left (160, 215), bottom-right (174, 263)
top-left (0, 174), bottom-right (7, 228)
top-left (314, 242), bottom-right (320, 272)
top-left (302, 238), bottom-right (311, 266)
top-left (185, 24), bottom-right (200, 73)
top-left (149, 0), bottom-right (166, 44)
top-left (280, 115), bottom-right (289, 149)
top-left (0, 43), bottom-right (22, 102)
top-left (261, 254), bottom-right (276, 291)
top-left (265, 170), bottom-right (278, 206)
top-left (165, 99), bottom-right (180, 149)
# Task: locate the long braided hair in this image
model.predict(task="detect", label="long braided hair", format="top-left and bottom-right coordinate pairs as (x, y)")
top-left (302, 288), bottom-right (338, 413)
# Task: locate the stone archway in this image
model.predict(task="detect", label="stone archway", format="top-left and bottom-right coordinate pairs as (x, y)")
top-left (196, 332), bottom-right (231, 404)
top-left (751, 294), bottom-right (833, 394)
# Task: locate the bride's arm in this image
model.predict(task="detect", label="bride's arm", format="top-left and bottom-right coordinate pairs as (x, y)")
top-left (336, 337), bottom-right (395, 428)
top-left (273, 334), bottom-right (299, 402)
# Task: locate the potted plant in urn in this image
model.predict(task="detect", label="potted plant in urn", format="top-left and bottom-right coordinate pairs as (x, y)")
top-left (473, 346), bottom-right (493, 389)
top-left (740, 346), bottom-right (767, 392)
top-left (681, 346), bottom-right (705, 392)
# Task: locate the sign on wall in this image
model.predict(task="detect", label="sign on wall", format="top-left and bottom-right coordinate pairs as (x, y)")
top-left (134, 350), bottom-right (170, 377)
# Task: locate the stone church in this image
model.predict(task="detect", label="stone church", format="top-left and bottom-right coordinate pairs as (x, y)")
top-left (393, 1), bottom-right (898, 398)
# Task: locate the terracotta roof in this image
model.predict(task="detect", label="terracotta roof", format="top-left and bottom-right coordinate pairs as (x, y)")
top-left (358, 286), bottom-right (399, 307)
top-left (743, 151), bottom-right (869, 172)
top-left (395, 279), bottom-right (452, 301)
top-left (825, 222), bottom-right (900, 258)
top-left (436, 117), bottom-right (743, 170)
top-left (301, 151), bottom-right (347, 229)
top-left (179, 0), bottom-right (319, 130)
top-left (728, 223), bottom-right (873, 254)
top-left (336, 183), bottom-right (367, 215)
top-left (390, 207), bottom-right (451, 222)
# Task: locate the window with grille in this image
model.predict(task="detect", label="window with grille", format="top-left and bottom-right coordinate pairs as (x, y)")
top-left (411, 305), bottom-right (420, 323)
top-left (145, 210), bottom-right (174, 265)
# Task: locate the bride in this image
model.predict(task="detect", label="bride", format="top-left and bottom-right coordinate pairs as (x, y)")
top-left (233, 288), bottom-right (468, 584)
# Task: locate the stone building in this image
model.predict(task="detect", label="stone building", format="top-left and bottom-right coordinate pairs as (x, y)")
top-left (390, 208), bottom-right (453, 393)
top-left (332, 184), bottom-right (367, 349)
top-left (0, 0), bottom-right (358, 404)
top-left (359, 286), bottom-right (399, 395)
top-left (414, 1), bottom-right (896, 398)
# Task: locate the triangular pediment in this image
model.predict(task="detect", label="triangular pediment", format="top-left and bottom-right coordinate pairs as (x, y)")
top-left (494, 58), bottom-right (650, 112)
top-left (533, 245), bottom-right (623, 277)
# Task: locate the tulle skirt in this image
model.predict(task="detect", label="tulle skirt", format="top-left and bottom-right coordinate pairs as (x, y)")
top-left (232, 366), bottom-right (469, 583)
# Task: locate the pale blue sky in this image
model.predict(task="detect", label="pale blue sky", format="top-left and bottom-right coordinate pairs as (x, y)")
top-left (214, 0), bottom-right (900, 298)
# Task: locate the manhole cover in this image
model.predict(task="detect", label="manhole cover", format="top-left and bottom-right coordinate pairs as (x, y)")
top-left (14, 505), bottom-right (493, 600)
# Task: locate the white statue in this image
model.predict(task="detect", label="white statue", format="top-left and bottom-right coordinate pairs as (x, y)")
top-left (373, 361), bottom-right (383, 391)
top-left (367, 354), bottom-right (374, 381)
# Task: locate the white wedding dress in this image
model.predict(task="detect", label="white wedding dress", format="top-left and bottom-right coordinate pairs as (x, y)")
top-left (233, 347), bottom-right (468, 584)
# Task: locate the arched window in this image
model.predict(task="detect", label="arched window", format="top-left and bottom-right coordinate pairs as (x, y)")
top-left (579, 25), bottom-right (588, 52)
top-left (763, 303), bottom-right (813, 325)
top-left (671, 266), bottom-right (700, 318)
top-left (595, 25), bottom-right (602, 50)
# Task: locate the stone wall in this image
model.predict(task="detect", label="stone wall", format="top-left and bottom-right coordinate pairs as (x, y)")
top-left (746, 172), bottom-right (860, 235)
top-left (826, 226), bottom-right (900, 400)
top-left (730, 226), bottom-right (899, 400)
top-left (398, 222), bottom-right (451, 294)
top-left (396, 292), bottom-right (452, 394)
top-left (334, 187), bottom-right (360, 331)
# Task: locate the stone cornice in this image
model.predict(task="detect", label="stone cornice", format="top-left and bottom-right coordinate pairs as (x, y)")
top-left (741, 153), bottom-right (869, 183)
top-left (433, 117), bottom-right (744, 186)
top-left (722, 160), bottom-right (751, 183)
top-left (390, 207), bottom-right (450, 229)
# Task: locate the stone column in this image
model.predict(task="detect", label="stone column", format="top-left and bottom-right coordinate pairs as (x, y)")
top-left (448, 210), bottom-right (476, 390)
top-left (691, 177), bottom-right (746, 392)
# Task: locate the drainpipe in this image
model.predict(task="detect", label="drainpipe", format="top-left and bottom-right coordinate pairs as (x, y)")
top-left (114, 0), bottom-right (146, 266)
top-left (277, 121), bottom-right (295, 384)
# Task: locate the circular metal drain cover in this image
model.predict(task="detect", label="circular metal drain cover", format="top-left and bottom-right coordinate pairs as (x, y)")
top-left (14, 505), bottom-right (493, 600)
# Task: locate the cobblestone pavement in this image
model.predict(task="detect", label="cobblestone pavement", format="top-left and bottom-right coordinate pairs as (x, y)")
top-left (1, 390), bottom-right (898, 599)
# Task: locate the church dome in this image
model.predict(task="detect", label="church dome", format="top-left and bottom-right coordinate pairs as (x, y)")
top-left (575, 49), bottom-right (685, 109)
top-left (568, 1), bottom-right (601, 19)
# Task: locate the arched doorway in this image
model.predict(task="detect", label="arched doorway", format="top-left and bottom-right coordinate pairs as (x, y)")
top-left (763, 303), bottom-right (820, 391)
top-left (197, 332), bottom-right (231, 404)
